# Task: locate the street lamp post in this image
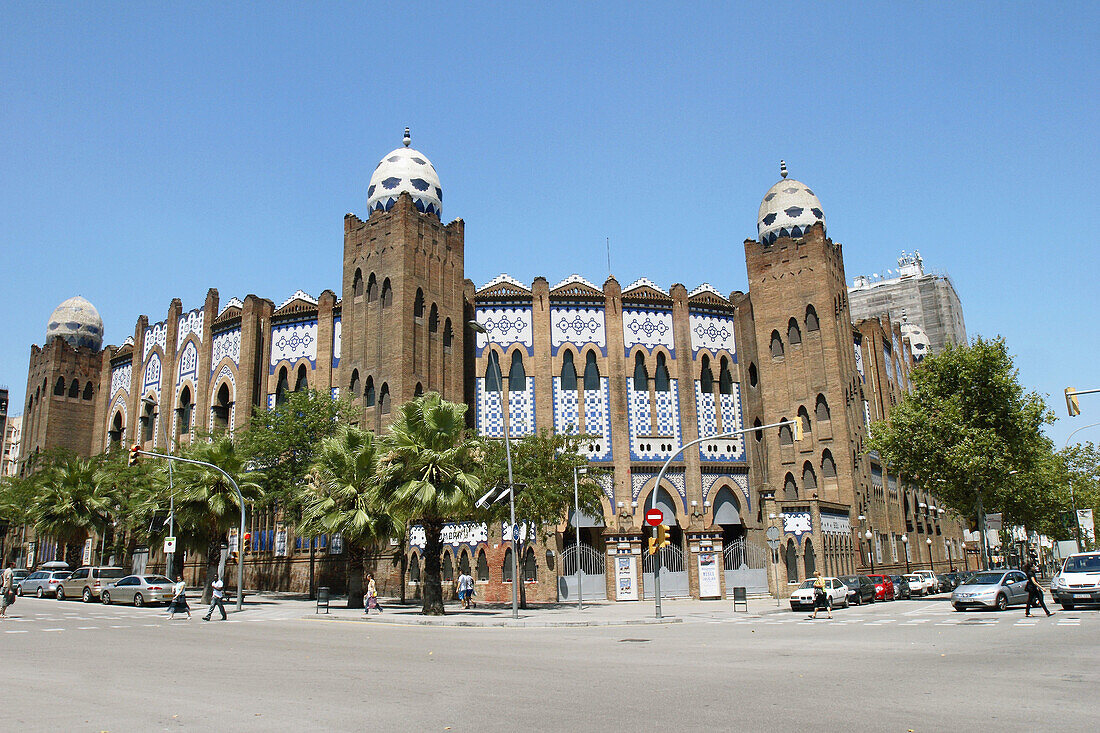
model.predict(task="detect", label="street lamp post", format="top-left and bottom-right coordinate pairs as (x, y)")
top-left (926, 537), bottom-right (933, 572)
top-left (468, 320), bottom-right (519, 620)
top-left (901, 534), bottom-right (910, 573)
top-left (865, 530), bottom-right (874, 573)
top-left (572, 465), bottom-right (587, 611)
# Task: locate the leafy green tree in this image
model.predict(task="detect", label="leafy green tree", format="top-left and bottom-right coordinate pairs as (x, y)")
top-left (169, 435), bottom-right (263, 602)
top-left (299, 425), bottom-right (401, 607)
top-left (869, 337), bottom-right (1055, 564)
top-left (476, 430), bottom-right (608, 607)
top-left (1060, 441), bottom-right (1100, 550)
top-left (0, 474), bottom-right (37, 563)
top-left (92, 449), bottom-right (162, 563)
top-left (27, 453), bottom-right (109, 565)
top-left (373, 393), bottom-right (481, 615)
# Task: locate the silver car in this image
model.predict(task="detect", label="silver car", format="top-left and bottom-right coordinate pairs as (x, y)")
top-left (101, 575), bottom-right (176, 607)
top-left (18, 570), bottom-right (71, 598)
top-left (951, 569), bottom-right (1029, 611)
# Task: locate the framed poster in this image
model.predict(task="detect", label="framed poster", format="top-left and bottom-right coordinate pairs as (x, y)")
top-left (227, 528), bottom-right (239, 556)
top-left (615, 555), bottom-right (638, 601)
top-left (697, 552), bottom-right (721, 598)
top-left (82, 538), bottom-right (93, 566)
top-left (275, 526), bottom-right (288, 557)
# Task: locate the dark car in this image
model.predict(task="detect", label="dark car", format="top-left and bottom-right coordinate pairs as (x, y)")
top-left (839, 575), bottom-right (877, 605)
top-left (890, 574), bottom-right (911, 600)
top-left (939, 573), bottom-right (961, 593)
top-left (866, 574), bottom-right (895, 601)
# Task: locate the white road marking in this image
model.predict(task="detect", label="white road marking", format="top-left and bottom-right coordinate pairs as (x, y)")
top-left (42, 628), bottom-right (65, 632)
top-left (4, 630), bottom-right (29, 634)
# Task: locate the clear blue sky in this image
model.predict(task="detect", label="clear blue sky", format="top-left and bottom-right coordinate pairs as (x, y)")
top-left (2, 3), bottom-right (1097, 447)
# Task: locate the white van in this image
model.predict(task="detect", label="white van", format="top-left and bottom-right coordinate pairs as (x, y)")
top-left (912, 570), bottom-right (938, 594)
top-left (1050, 551), bottom-right (1100, 609)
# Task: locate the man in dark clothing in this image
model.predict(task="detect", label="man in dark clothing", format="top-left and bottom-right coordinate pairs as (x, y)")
top-left (1025, 562), bottom-right (1053, 617)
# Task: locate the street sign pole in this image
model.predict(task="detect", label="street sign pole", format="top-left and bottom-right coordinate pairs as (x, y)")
top-left (766, 526), bottom-right (781, 607)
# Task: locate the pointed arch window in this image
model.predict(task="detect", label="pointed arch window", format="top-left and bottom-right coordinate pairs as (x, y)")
top-left (560, 351), bottom-right (578, 391)
top-left (459, 550), bottom-right (471, 576)
top-left (804, 540), bottom-right (816, 578)
top-left (414, 382), bottom-right (423, 397)
top-left (788, 317), bottom-right (802, 345)
top-left (523, 547), bottom-right (537, 582)
top-left (363, 376), bottom-right (375, 407)
top-left (821, 449), bottom-right (837, 478)
top-left (54, 377), bottom-right (65, 396)
top-left (83, 382), bottom-right (93, 400)
top-left (778, 419), bottom-right (793, 445)
top-left (783, 473), bottom-right (798, 500)
top-left (350, 369), bottom-right (361, 395)
top-left (366, 273), bottom-right (378, 301)
top-left (508, 351), bottom-right (526, 392)
top-left (409, 553), bottom-right (421, 583)
top-left (485, 353), bottom-right (503, 392)
top-left (632, 352), bottom-right (648, 391)
top-left (753, 417), bottom-right (763, 442)
top-left (815, 394), bottom-right (831, 422)
top-left (797, 405), bottom-right (812, 436)
top-left (213, 382), bottom-right (232, 431)
top-left (381, 278), bottom-right (393, 307)
top-left (378, 383), bottom-right (390, 414)
top-left (176, 386), bottom-right (193, 435)
top-left (583, 351), bottom-right (600, 391)
top-left (785, 539), bottom-right (799, 582)
top-left (700, 355), bottom-right (714, 393)
top-left (109, 412), bottom-right (124, 446)
top-left (502, 547), bottom-right (514, 582)
top-left (294, 364), bottom-right (308, 392)
top-left (748, 362), bottom-right (758, 388)
top-left (68, 379), bottom-right (80, 398)
top-left (275, 367), bottom-right (289, 405)
top-left (719, 356), bottom-right (734, 395)
top-left (476, 548), bottom-right (489, 581)
top-left (428, 303), bottom-right (439, 333)
top-left (654, 353), bottom-right (670, 392)
top-left (805, 304), bottom-right (820, 332)
top-left (770, 330), bottom-right (784, 358)
top-left (353, 269), bottom-right (364, 299)
top-left (443, 318), bottom-right (453, 349)
top-left (442, 551), bottom-right (454, 582)
top-left (802, 461), bottom-right (817, 491)
top-left (414, 288), bottom-right (425, 319)
top-left (141, 401), bottom-right (156, 442)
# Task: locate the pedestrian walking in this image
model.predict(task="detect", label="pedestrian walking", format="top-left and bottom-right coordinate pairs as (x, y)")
top-left (810, 571), bottom-right (832, 620)
top-left (364, 573), bottom-right (382, 615)
top-left (457, 570), bottom-right (474, 609)
top-left (1, 562), bottom-right (15, 618)
top-left (1024, 562), bottom-right (1053, 617)
top-left (202, 577), bottom-right (227, 621)
top-left (167, 575), bottom-right (192, 620)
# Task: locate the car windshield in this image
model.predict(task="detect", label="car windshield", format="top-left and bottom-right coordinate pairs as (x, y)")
top-left (963, 572), bottom-right (1004, 585)
top-left (144, 576), bottom-right (172, 584)
top-left (98, 569), bottom-right (126, 579)
top-left (1063, 556), bottom-right (1100, 573)
top-left (840, 577), bottom-right (858, 585)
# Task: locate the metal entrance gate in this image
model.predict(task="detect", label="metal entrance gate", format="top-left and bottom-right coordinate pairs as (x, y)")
top-left (642, 545), bottom-right (689, 598)
top-left (558, 544), bottom-right (607, 601)
top-left (723, 538), bottom-right (768, 594)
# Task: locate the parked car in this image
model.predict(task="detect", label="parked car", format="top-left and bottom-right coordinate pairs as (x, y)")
top-left (56, 567), bottom-right (128, 602)
top-left (951, 569), bottom-right (1029, 611)
top-left (890, 574), bottom-right (911, 600)
top-left (901, 574), bottom-right (926, 597)
top-left (101, 575), bottom-right (176, 607)
top-left (9, 568), bottom-right (30, 589)
top-left (789, 577), bottom-right (849, 611)
top-left (839, 575), bottom-right (877, 605)
top-left (18, 570), bottom-right (71, 597)
top-left (938, 573), bottom-right (961, 593)
top-left (1050, 551), bottom-right (1100, 610)
top-left (913, 570), bottom-right (938, 594)
top-left (866, 574), bottom-right (895, 601)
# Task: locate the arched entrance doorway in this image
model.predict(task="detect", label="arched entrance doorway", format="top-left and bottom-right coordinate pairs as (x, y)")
top-left (641, 487), bottom-right (688, 599)
top-left (714, 487), bottom-right (768, 593)
top-left (560, 505), bottom-right (607, 601)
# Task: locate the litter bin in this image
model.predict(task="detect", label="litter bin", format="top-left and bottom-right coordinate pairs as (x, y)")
top-left (316, 586), bottom-right (330, 614)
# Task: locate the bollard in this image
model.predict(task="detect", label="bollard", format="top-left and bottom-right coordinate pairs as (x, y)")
top-left (316, 586), bottom-right (330, 614)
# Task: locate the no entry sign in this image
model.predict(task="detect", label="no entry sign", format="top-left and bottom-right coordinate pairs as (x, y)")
top-left (645, 509), bottom-right (664, 526)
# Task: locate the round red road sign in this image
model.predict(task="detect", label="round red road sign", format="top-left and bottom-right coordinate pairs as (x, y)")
top-left (644, 508), bottom-right (664, 526)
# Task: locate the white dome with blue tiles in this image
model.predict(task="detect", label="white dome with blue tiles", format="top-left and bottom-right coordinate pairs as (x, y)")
top-left (758, 161), bottom-right (826, 244)
top-left (367, 128), bottom-right (442, 219)
top-left (46, 295), bottom-right (103, 350)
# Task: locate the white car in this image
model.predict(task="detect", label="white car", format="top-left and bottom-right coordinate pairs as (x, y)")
top-left (902, 574), bottom-right (926, 597)
top-left (789, 577), bottom-right (849, 611)
top-left (913, 570), bottom-right (938, 594)
top-left (1050, 552), bottom-right (1100, 609)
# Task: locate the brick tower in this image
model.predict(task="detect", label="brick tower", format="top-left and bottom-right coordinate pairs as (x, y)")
top-left (339, 129), bottom-right (466, 431)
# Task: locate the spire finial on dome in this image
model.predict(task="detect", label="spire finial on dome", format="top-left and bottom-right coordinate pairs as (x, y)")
top-left (780, 160), bottom-right (788, 179)
top-left (403, 127), bottom-right (411, 147)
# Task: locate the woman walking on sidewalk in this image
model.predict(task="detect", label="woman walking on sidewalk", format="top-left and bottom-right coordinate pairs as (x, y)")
top-left (167, 575), bottom-right (192, 620)
top-left (364, 573), bottom-right (383, 615)
top-left (810, 571), bottom-right (832, 620)
top-left (1025, 562), bottom-right (1053, 617)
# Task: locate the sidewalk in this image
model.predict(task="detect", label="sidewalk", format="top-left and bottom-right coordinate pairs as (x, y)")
top-left (301, 594), bottom-right (791, 627)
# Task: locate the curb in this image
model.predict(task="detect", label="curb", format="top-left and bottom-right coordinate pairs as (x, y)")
top-left (303, 614), bottom-right (683, 628)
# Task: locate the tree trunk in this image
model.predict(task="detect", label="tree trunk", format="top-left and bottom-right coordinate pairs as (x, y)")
top-left (421, 518), bottom-right (445, 615)
top-left (346, 544), bottom-right (365, 608)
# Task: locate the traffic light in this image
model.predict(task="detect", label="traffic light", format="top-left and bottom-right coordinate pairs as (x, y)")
top-left (657, 524), bottom-right (670, 549)
top-left (793, 418), bottom-right (804, 442)
top-left (128, 444), bottom-right (141, 467)
top-left (648, 536), bottom-right (658, 556)
top-left (1066, 387), bottom-right (1081, 417)
top-left (242, 532), bottom-right (252, 553)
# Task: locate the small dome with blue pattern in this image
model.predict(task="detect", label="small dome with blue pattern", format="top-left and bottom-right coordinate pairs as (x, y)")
top-left (758, 161), bottom-right (826, 244)
top-left (46, 295), bottom-right (103, 350)
top-left (367, 128), bottom-right (442, 219)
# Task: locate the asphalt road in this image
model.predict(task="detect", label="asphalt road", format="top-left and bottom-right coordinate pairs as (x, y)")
top-left (2, 595), bottom-right (1096, 731)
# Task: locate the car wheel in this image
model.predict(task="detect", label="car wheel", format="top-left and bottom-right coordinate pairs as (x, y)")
top-left (82, 587), bottom-right (93, 603)
top-left (133, 593), bottom-right (144, 608)
top-left (17, 585), bottom-right (23, 597)
top-left (953, 603), bottom-right (964, 612)
top-left (843, 597), bottom-right (849, 608)
top-left (56, 586), bottom-right (66, 601)
top-left (36, 587), bottom-right (44, 599)
top-left (995, 594), bottom-right (1008, 612)
top-left (1060, 601), bottom-right (1074, 610)
top-left (101, 591), bottom-right (111, 605)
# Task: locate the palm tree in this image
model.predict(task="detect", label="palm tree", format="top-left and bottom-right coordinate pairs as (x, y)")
top-left (374, 393), bottom-right (481, 615)
top-left (169, 436), bottom-right (263, 603)
top-left (299, 425), bottom-right (400, 608)
top-left (29, 456), bottom-right (109, 565)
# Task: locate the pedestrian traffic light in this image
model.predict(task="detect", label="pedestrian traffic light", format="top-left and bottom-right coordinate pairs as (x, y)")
top-left (242, 532), bottom-right (252, 553)
top-left (793, 418), bottom-right (804, 442)
top-left (648, 536), bottom-right (658, 555)
top-left (657, 524), bottom-right (670, 549)
top-left (128, 444), bottom-right (141, 467)
top-left (1066, 387), bottom-right (1081, 417)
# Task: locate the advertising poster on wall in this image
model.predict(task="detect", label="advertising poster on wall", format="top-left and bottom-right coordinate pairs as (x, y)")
top-left (227, 528), bottom-right (239, 556)
top-left (1078, 509), bottom-right (1096, 544)
top-left (81, 538), bottom-right (93, 566)
top-left (275, 526), bottom-right (288, 557)
top-left (697, 552), bottom-right (721, 598)
top-left (615, 555), bottom-right (638, 600)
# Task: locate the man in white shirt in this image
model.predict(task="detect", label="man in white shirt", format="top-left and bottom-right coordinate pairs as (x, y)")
top-left (1, 562), bottom-right (14, 618)
top-left (458, 571), bottom-right (475, 609)
top-left (203, 577), bottom-right (227, 621)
